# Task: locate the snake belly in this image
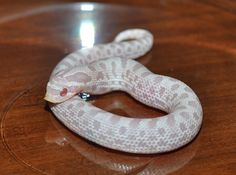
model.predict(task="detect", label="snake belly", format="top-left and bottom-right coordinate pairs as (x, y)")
top-left (45, 29), bottom-right (203, 154)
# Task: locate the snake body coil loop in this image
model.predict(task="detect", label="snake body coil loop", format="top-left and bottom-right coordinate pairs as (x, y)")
top-left (45, 29), bottom-right (203, 154)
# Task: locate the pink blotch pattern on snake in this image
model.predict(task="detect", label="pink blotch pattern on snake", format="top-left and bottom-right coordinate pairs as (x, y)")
top-left (45, 29), bottom-right (203, 154)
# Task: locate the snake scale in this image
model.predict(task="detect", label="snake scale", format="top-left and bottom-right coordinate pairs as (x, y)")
top-left (44, 29), bottom-right (203, 154)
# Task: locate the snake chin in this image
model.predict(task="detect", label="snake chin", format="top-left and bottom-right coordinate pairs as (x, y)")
top-left (44, 94), bottom-right (60, 103)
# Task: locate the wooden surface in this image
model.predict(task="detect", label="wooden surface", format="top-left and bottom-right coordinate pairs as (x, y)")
top-left (0, 1), bottom-right (236, 174)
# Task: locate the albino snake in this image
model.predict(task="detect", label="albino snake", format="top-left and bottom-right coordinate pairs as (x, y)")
top-left (44, 29), bottom-right (203, 154)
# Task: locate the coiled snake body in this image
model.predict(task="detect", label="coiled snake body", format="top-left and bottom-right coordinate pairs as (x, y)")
top-left (45, 29), bottom-right (203, 154)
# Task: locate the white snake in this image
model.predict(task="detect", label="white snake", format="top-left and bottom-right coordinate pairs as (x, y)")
top-left (44, 29), bottom-right (203, 154)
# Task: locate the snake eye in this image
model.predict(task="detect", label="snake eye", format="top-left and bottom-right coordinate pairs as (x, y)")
top-left (60, 88), bottom-right (68, 97)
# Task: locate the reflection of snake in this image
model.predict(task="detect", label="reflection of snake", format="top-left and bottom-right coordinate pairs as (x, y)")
top-left (45, 29), bottom-right (203, 154)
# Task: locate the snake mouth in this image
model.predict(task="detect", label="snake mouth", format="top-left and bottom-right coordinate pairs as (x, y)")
top-left (44, 94), bottom-right (62, 103)
top-left (44, 92), bottom-right (76, 103)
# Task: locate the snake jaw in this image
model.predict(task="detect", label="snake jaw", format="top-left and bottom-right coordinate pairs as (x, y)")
top-left (44, 94), bottom-right (58, 103)
top-left (44, 93), bottom-right (64, 103)
top-left (44, 90), bottom-right (76, 103)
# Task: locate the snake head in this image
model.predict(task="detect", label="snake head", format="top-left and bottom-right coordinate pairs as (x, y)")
top-left (44, 70), bottom-right (92, 103)
top-left (44, 74), bottom-right (80, 103)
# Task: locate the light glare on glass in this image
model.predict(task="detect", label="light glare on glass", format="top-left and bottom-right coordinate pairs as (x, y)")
top-left (80, 4), bottom-right (94, 11)
top-left (79, 20), bottom-right (95, 48)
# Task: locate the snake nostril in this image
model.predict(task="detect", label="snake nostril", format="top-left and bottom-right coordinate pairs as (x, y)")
top-left (60, 88), bottom-right (68, 97)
